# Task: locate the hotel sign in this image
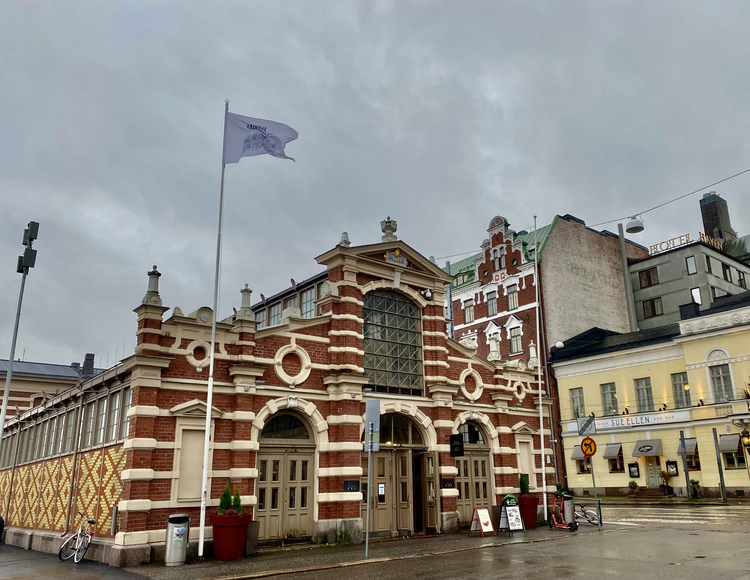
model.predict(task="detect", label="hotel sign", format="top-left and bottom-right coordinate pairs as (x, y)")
top-left (595, 410), bottom-right (691, 431)
top-left (649, 232), bottom-right (723, 255)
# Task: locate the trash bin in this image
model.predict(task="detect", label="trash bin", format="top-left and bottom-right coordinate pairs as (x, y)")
top-left (562, 494), bottom-right (575, 524)
top-left (165, 514), bottom-right (190, 566)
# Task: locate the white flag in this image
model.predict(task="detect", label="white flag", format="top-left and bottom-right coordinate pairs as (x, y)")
top-left (222, 112), bottom-right (298, 164)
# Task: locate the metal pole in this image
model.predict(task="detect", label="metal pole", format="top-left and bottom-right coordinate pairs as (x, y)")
top-left (533, 217), bottom-right (548, 521)
top-left (199, 100), bottom-right (229, 559)
top-left (618, 223), bottom-right (638, 332)
top-left (365, 421), bottom-right (373, 559)
top-left (680, 430), bottom-right (691, 498)
top-left (0, 272), bottom-right (28, 453)
top-left (590, 457), bottom-right (602, 531)
top-left (712, 428), bottom-right (727, 503)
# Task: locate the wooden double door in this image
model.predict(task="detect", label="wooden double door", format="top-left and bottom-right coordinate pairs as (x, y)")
top-left (455, 452), bottom-right (492, 524)
top-left (361, 449), bottom-right (439, 536)
top-left (255, 450), bottom-right (314, 541)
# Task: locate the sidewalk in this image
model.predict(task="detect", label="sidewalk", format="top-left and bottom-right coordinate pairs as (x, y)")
top-left (131, 524), bottom-right (604, 580)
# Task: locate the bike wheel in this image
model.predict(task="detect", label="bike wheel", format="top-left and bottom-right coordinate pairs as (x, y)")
top-left (584, 509), bottom-right (599, 525)
top-left (74, 534), bottom-right (90, 563)
top-left (58, 534), bottom-right (77, 561)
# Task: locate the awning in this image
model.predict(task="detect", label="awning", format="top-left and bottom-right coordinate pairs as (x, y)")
top-left (677, 438), bottom-right (697, 456)
top-left (603, 443), bottom-right (622, 459)
top-left (632, 439), bottom-right (663, 457)
top-left (571, 445), bottom-right (585, 460)
top-left (719, 434), bottom-right (740, 453)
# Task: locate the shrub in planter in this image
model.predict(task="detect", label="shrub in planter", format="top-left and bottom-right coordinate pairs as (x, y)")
top-left (212, 483), bottom-right (252, 560)
top-left (689, 479), bottom-right (701, 499)
top-left (517, 475), bottom-right (539, 529)
top-left (628, 480), bottom-right (638, 492)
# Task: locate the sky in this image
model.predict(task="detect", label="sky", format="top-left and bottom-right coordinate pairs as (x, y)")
top-left (1, 1), bottom-right (750, 368)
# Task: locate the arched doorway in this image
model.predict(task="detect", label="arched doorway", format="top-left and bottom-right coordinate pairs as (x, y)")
top-left (455, 421), bottom-right (493, 524)
top-left (361, 413), bottom-right (439, 536)
top-left (256, 413), bottom-right (315, 541)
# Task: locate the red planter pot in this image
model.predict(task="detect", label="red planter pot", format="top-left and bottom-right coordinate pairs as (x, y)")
top-left (518, 495), bottom-right (539, 529)
top-left (211, 514), bottom-right (252, 560)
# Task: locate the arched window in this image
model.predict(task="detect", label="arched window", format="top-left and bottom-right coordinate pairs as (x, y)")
top-left (458, 422), bottom-right (485, 445)
top-left (363, 289), bottom-right (423, 396)
top-left (261, 414), bottom-right (310, 440)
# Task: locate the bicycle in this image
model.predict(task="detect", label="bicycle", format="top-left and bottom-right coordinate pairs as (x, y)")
top-left (58, 512), bottom-right (96, 563)
top-left (573, 502), bottom-right (600, 526)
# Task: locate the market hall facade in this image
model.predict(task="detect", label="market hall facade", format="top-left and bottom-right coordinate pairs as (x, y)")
top-left (0, 220), bottom-right (555, 565)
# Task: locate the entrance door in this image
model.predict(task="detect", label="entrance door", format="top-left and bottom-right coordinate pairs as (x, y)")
top-left (361, 449), bottom-right (415, 536)
top-left (645, 457), bottom-right (661, 487)
top-left (256, 451), bottom-right (313, 540)
top-left (455, 453), bottom-right (491, 524)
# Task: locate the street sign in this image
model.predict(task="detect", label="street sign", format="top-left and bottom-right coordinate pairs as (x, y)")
top-left (449, 434), bottom-right (464, 457)
top-left (577, 414), bottom-right (596, 436)
top-left (364, 399), bottom-right (381, 452)
top-left (581, 437), bottom-right (597, 457)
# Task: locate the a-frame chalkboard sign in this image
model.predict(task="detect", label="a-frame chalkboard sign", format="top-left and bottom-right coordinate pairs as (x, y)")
top-left (497, 494), bottom-right (526, 536)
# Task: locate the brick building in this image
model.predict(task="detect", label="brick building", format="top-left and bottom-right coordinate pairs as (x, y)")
top-left (0, 218), bottom-right (554, 566)
top-left (448, 214), bottom-right (649, 482)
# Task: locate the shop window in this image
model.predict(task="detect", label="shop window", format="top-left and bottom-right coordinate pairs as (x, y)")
top-left (507, 284), bottom-right (518, 311)
top-left (639, 267), bottom-right (659, 288)
top-left (710, 364), bottom-right (734, 403)
top-left (486, 291), bottom-right (497, 317)
top-left (685, 255), bottom-right (697, 275)
top-left (671, 372), bottom-right (691, 409)
top-left (686, 452), bottom-right (701, 471)
top-left (723, 439), bottom-right (746, 470)
top-left (570, 387), bottom-right (585, 419)
top-left (635, 377), bottom-right (654, 412)
top-left (608, 451), bottom-right (624, 473)
top-left (642, 297), bottom-right (663, 319)
top-left (600, 383), bottom-right (618, 416)
top-left (464, 299), bottom-right (474, 323)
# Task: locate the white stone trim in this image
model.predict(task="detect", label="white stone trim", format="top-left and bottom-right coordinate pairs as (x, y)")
top-left (329, 330), bottom-right (364, 339)
top-left (319, 467), bottom-right (362, 477)
top-left (340, 296), bottom-right (364, 306)
top-left (118, 499), bottom-right (152, 512)
top-left (120, 469), bottom-right (155, 481)
top-left (230, 440), bottom-right (258, 451)
top-left (222, 410), bottom-right (256, 422)
top-left (273, 341), bottom-right (313, 387)
top-left (439, 488), bottom-right (459, 498)
top-left (424, 360), bottom-right (450, 368)
top-left (229, 468), bottom-right (257, 478)
top-left (438, 466), bottom-right (458, 475)
top-left (433, 420), bottom-right (454, 429)
top-left (319, 442), bottom-right (364, 452)
top-left (459, 367), bottom-right (484, 402)
top-left (127, 405), bottom-right (160, 418)
top-left (317, 492), bottom-right (363, 502)
top-left (424, 345), bottom-right (449, 353)
top-left (423, 315), bottom-right (446, 322)
top-left (331, 314), bottom-right (365, 323)
top-left (123, 438), bottom-right (158, 450)
top-left (326, 415), bottom-right (363, 425)
top-left (328, 346), bottom-right (365, 355)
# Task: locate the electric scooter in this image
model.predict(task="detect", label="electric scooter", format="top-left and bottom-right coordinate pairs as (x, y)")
top-left (548, 492), bottom-right (578, 531)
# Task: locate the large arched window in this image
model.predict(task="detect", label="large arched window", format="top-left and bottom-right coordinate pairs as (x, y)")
top-left (363, 289), bottom-right (423, 396)
top-left (261, 414), bottom-right (310, 440)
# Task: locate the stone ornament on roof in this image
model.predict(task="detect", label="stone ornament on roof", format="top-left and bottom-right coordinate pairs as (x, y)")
top-left (381, 216), bottom-right (398, 242)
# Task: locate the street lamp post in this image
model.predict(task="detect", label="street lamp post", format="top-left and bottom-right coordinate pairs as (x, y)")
top-left (618, 217), bottom-right (645, 333)
top-left (0, 221), bottom-right (40, 455)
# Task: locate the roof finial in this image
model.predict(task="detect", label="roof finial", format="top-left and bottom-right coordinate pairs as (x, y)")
top-left (142, 265), bottom-right (163, 306)
top-left (381, 216), bottom-right (398, 242)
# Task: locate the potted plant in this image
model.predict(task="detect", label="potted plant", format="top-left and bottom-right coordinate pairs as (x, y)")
top-left (517, 475), bottom-right (539, 529)
top-left (211, 483), bottom-right (252, 560)
top-left (628, 480), bottom-right (638, 494)
top-left (659, 471), bottom-right (673, 495)
top-left (689, 479), bottom-right (701, 499)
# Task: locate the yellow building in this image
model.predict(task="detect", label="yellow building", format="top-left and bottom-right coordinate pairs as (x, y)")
top-left (552, 292), bottom-right (750, 498)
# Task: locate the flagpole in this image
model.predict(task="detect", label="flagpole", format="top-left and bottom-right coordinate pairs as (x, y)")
top-left (198, 100), bottom-right (229, 559)
top-left (534, 215), bottom-right (548, 522)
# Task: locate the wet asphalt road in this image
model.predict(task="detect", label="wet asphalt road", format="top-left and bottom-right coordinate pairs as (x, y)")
top-left (1, 503), bottom-right (749, 580)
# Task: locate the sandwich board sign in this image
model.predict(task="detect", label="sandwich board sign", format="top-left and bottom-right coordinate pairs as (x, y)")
top-left (364, 399), bottom-right (380, 452)
top-left (498, 494), bottom-right (525, 534)
top-left (467, 506), bottom-right (495, 537)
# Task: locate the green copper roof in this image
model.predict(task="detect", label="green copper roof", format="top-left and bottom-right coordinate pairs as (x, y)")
top-left (723, 233), bottom-right (750, 265)
top-left (518, 216), bottom-right (557, 263)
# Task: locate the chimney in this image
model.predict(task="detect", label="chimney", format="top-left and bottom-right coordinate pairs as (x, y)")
top-left (83, 353), bottom-right (95, 375)
top-left (679, 302), bottom-right (701, 320)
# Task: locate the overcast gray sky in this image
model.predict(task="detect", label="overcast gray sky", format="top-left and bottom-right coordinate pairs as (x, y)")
top-left (2, 1), bottom-right (749, 367)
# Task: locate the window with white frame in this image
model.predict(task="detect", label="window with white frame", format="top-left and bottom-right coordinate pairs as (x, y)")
top-left (256, 309), bottom-right (266, 329)
top-left (507, 284), bottom-right (518, 311)
top-left (493, 247), bottom-right (506, 271)
top-left (301, 288), bottom-right (315, 318)
top-left (464, 299), bottom-right (474, 323)
top-left (690, 287), bottom-right (702, 305)
top-left (723, 437), bottom-right (746, 469)
top-left (107, 391), bottom-right (121, 443)
top-left (671, 372), bottom-right (691, 408)
top-left (608, 448), bottom-right (625, 473)
top-left (600, 383), bottom-right (618, 415)
top-left (570, 387), bottom-right (585, 418)
top-left (509, 327), bottom-right (522, 354)
top-left (486, 291), bottom-right (497, 316)
top-left (576, 456), bottom-right (591, 474)
top-left (685, 255), bottom-right (697, 275)
top-left (269, 303), bottom-right (282, 326)
top-left (635, 377), bottom-right (654, 412)
top-left (121, 388), bottom-right (133, 439)
top-left (710, 364), bottom-right (733, 403)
